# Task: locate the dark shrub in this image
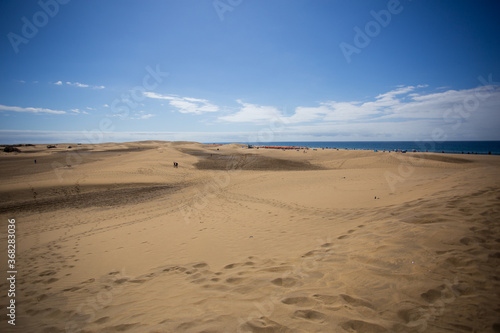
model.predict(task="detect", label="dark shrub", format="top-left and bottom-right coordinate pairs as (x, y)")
top-left (3, 146), bottom-right (21, 153)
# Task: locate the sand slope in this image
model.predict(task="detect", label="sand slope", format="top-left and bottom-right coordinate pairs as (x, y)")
top-left (0, 142), bottom-right (499, 332)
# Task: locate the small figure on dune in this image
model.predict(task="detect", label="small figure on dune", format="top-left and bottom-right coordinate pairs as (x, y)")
top-left (173, 162), bottom-right (178, 168)
top-left (34, 159), bottom-right (37, 164)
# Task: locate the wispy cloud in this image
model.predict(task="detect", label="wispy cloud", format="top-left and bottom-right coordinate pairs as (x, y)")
top-left (131, 112), bottom-right (154, 120)
top-left (53, 81), bottom-right (105, 89)
top-left (69, 108), bottom-right (89, 115)
top-left (214, 85), bottom-right (500, 140)
top-left (218, 85), bottom-right (500, 124)
top-left (218, 100), bottom-right (284, 123)
top-left (144, 92), bottom-right (219, 114)
top-left (0, 104), bottom-right (66, 115)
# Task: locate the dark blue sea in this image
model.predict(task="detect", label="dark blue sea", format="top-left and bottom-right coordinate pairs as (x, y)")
top-left (215, 141), bottom-right (500, 155)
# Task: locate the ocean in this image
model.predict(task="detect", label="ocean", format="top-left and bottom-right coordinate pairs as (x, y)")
top-left (216, 141), bottom-right (500, 155)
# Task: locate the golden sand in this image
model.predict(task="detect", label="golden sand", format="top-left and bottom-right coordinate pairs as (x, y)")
top-left (1, 141), bottom-right (499, 332)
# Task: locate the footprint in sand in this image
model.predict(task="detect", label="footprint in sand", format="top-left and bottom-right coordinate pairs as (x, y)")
top-left (81, 278), bottom-right (95, 285)
top-left (271, 277), bottom-right (297, 287)
top-left (192, 262), bottom-right (208, 269)
top-left (397, 307), bottom-right (426, 324)
top-left (420, 288), bottom-right (441, 303)
top-left (281, 296), bottom-right (317, 307)
top-left (340, 320), bottom-right (387, 333)
top-left (38, 270), bottom-right (57, 277)
top-left (313, 294), bottom-right (341, 305)
top-left (226, 277), bottom-right (245, 284)
top-left (340, 294), bottom-right (375, 309)
top-left (261, 265), bottom-right (294, 272)
top-left (293, 309), bottom-right (326, 322)
top-left (240, 317), bottom-right (291, 332)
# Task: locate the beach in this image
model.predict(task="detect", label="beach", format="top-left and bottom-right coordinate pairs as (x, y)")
top-left (1, 141), bottom-right (499, 332)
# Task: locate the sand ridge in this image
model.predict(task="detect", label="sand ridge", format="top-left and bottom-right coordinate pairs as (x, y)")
top-left (0, 141), bottom-right (499, 332)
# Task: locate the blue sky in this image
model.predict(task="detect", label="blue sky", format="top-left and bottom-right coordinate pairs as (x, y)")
top-left (1, 0), bottom-right (499, 144)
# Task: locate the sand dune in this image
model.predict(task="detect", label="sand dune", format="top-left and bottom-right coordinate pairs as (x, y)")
top-left (0, 142), bottom-right (499, 332)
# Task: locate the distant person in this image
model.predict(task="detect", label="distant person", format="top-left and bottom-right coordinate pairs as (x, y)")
top-left (34, 159), bottom-right (36, 164)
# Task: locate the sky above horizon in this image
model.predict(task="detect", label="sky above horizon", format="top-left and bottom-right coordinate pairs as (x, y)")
top-left (1, 0), bottom-right (500, 144)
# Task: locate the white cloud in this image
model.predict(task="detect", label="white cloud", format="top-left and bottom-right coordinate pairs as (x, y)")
top-left (381, 85), bottom-right (500, 120)
top-left (144, 92), bottom-right (175, 100)
top-left (68, 82), bottom-right (89, 88)
top-left (54, 81), bottom-right (105, 89)
top-left (68, 108), bottom-right (89, 115)
top-left (218, 85), bottom-right (500, 125)
top-left (0, 104), bottom-right (66, 115)
top-left (287, 105), bottom-right (329, 123)
top-left (144, 92), bottom-right (219, 114)
top-left (219, 100), bottom-right (284, 123)
top-left (215, 84), bottom-right (500, 140)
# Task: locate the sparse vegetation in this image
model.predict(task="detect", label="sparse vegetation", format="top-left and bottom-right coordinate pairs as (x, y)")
top-left (0, 144), bottom-right (34, 147)
top-left (3, 146), bottom-right (21, 153)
